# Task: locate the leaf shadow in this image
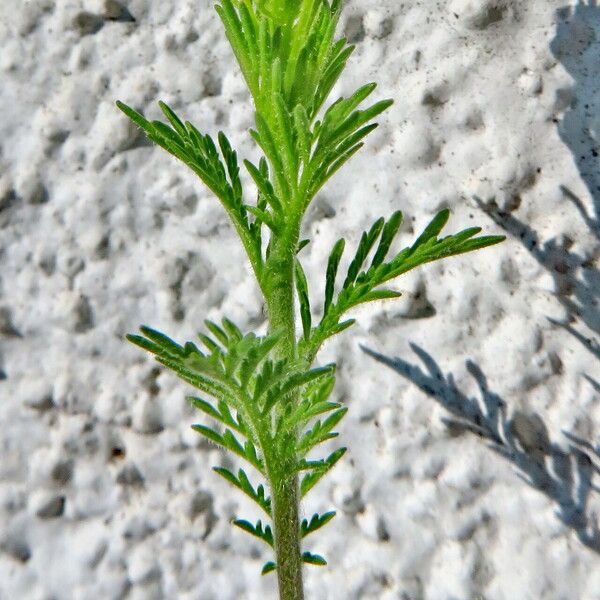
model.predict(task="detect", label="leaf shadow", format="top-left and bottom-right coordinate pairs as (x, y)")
top-left (550, 0), bottom-right (600, 239)
top-left (470, 2), bottom-right (600, 366)
top-left (361, 342), bottom-right (600, 553)
top-left (474, 197), bottom-right (600, 347)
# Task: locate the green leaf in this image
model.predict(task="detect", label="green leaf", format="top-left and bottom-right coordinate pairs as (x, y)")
top-left (217, 399), bottom-right (239, 430)
top-left (319, 98), bottom-right (392, 150)
top-left (352, 288), bottom-right (402, 306)
top-left (343, 98), bottom-right (393, 137)
top-left (215, 0), bottom-right (257, 94)
top-left (115, 101), bottom-right (150, 131)
top-left (329, 318), bottom-right (356, 336)
top-left (233, 518), bottom-right (274, 547)
top-left (184, 351), bottom-right (226, 381)
top-left (183, 341), bottom-right (202, 356)
top-left (273, 92), bottom-right (299, 183)
top-left (237, 0), bottom-right (258, 58)
top-left (300, 401), bottom-right (341, 422)
top-left (222, 317), bottom-right (243, 342)
top-left (128, 327), bottom-right (250, 403)
top-left (262, 364), bottom-right (335, 415)
top-left (138, 326), bottom-right (185, 357)
top-left (244, 159), bottom-right (282, 213)
top-left (126, 333), bottom-right (162, 355)
top-left (411, 208), bottom-right (450, 249)
top-left (117, 100), bottom-right (265, 273)
top-left (218, 132), bottom-right (243, 204)
top-left (262, 551), bottom-right (328, 571)
top-left (296, 458), bottom-right (329, 472)
top-left (452, 234), bottom-right (506, 254)
top-left (292, 104), bottom-right (312, 167)
top-left (204, 320), bottom-right (230, 347)
top-left (301, 511), bottom-right (336, 538)
top-left (331, 123), bottom-right (378, 158)
top-left (297, 239), bottom-right (310, 253)
top-left (312, 43), bottom-right (355, 118)
top-left (326, 82), bottom-right (377, 126)
top-left (301, 447), bottom-right (346, 497)
top-left (309, 141), bottom-right (364, 198)
top-left (343, 217), bottom-right (385, 288)
top-left (214, 466), bottom-right (271, 515)
top-left (324, 238), bottom-right (345, 315)
top-left (278, 373), bottom-right (338, 433)
top-left (302, 208), bottom-right (505, 365)
top-left (372, 210), bottom-right (403, 267)
top-left (238, 331), bottom-right (282, 388)
top-left (158, 101), bottom-right (187, 138)
top-left (188, 395), bottom-right (222, 421)
top-left (295, 259), bottom-right (311, 340)
top-left (197, 332), bottom-right (222, 355)
top-left (192, 425), bottom-right (264, 473)
top-left (379, 217), bottom-right (505, 283)
top-left (191, 396), bottom-right (244, 437)
top-left (149, 121), bottom-right (186, 153)
top-left (191, 423), bottom-right (224, 446)
top-left (156, 355), bottom-right (231, 399)
top-left (245, 205), bottom-right (281, 233)
top-left (252, 358), bottom-right (283, 402)
top-left (251, 113), bottom-right (290, 201)
top-left (297, 406), bottom-right (348, 454)
top-left (223, 428), bottom-right (246, 455)
top-left (261, 561), bottom-right (277, 575)
top-left (303, 87), bottom-right (393, 204)
top-left (302, 551), bottom-right (327, 566)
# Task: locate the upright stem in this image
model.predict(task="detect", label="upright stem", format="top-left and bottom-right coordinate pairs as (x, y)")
top-left (272, 473), bottom-right (304, 600)
top-left (264, 229), bottom-right (305, 600)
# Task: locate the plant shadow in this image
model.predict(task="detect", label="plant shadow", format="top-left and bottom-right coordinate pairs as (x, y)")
top-left (469, 1), bottom-right (600, 364)
top-left (361, 342), bottom-right (600, 553)
top-left (474, 195), bottom-right (600, 357)
top-left (352, 0), bottom-right (600, 561)
top-left (551, 0), bottom-right (600, 239)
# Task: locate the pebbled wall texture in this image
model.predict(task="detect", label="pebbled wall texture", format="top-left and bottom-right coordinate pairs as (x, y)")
top-left (1, 1), bottom-right (599, 599)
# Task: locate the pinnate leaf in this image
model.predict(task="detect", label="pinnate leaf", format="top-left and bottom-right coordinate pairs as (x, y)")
top-left (213, 467), bottom-right (272, 515)
top-left (301, 511), bottom-right (336, 538)
top-left (191, 424), bottom-right (264, 474)
top-left (233, 518), bottom-right (274, 547)
top-left (301, 447), bottom-right (347, 497)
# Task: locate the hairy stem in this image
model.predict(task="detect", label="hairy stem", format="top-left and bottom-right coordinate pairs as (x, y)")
top-left (264, 229), bottom-right (305, 600)
top-left (265, 222), bottom-right (300, 359)
top-left (272, 474), bottom-right (304, 600)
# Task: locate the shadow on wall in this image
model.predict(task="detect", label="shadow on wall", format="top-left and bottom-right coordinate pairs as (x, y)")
top-left (465, 2), bottom-right (600, 384)
top-left (371, 0), bottom-right (600, 504)
top-left (472, 1), bottom-right (600, 364)
top-left (361, 343), bottom-right (600, 554)
top-left (353, 0), bottom-right (600, 561)
top-left (551, 0), bottom-right (600, 238)
top-left (473, 195), bottom-right (600, 361)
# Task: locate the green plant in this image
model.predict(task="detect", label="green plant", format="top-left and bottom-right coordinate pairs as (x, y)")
top-left (117, 1), bottom-right (504, 598)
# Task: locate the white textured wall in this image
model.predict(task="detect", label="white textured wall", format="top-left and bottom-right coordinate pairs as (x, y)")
top-left (1, 1), bottom-right (599, 598)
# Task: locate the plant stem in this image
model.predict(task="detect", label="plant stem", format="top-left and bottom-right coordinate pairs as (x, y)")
top-left (264, 229), bottom-right (305, 600)
top-left (272, 473), bottom-right (304, 600)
